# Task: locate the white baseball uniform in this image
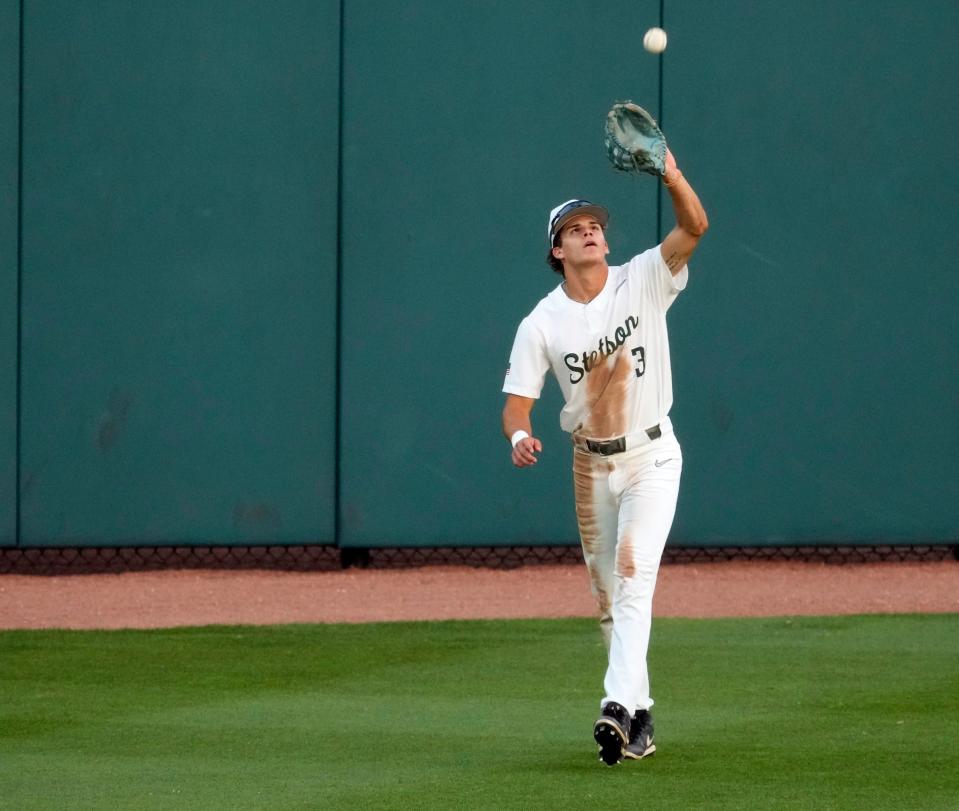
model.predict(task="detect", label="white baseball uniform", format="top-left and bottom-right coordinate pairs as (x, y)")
top-left (503, 245), bottom-right (687, 714)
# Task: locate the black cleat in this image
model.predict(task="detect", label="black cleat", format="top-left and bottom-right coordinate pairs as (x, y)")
top-left (624, 708), bottom-right (656, 760)
top-left (593, 701), bottom-right (631, 766)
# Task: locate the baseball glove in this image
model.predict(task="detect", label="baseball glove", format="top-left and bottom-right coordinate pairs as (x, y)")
top-left (604, 102), bottom-right (667, 176)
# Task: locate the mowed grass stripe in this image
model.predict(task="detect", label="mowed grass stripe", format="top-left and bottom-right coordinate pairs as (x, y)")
top-left (1, 615), bottom-right (957, 810)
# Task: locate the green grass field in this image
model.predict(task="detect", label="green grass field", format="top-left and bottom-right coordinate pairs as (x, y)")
top-left (2, 614), bottom-right (957, 810)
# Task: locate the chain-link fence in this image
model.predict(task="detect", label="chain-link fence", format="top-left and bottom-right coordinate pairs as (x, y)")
top-left (0, 543), bottom-right (955, 575)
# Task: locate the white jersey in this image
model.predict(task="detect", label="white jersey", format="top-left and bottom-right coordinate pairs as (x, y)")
top-left (503, 246), bottom-right (687, 438)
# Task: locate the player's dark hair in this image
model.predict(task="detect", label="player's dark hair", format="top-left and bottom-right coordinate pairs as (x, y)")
top-left (546, 244), bottom-right (564, 276)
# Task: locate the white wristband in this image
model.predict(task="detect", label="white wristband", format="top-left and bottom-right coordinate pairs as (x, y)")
top-left (510, 430), bottom-right (530, 448)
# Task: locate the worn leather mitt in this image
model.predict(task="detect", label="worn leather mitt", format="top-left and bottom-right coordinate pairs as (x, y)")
top-left (604, 102), bottom-right (667, 176)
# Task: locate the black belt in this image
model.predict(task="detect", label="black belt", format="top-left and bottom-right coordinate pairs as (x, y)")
top-left (584, 424), bottom-right (661, 456)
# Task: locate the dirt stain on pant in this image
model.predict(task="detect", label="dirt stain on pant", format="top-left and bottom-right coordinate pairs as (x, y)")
top-left (573, 451), bottom-right (600, 555)
top-left (572, 348), bottom-right (634, 639)
top-left (616, 533), bottom-right (635, 578)
top-left (573, 450), bottom-right (611, 617)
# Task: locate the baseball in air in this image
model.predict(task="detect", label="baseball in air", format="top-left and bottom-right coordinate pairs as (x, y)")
top-left (643, 27), bottom-right (668, 54)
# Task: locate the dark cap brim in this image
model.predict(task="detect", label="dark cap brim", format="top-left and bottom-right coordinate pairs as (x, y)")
top-left (549, 203), bottom-right (609, 245)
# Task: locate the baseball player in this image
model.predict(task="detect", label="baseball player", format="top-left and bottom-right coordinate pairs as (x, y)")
top-left (501, 147), bottom-right (707, 765)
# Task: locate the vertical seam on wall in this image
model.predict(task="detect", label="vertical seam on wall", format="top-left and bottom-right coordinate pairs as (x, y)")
top-left (655, 0), bottom-right (665, 243)
top-left (15, 0), bottom-right (24, 547)
top-left (333, 0), bottom-right (345, 548)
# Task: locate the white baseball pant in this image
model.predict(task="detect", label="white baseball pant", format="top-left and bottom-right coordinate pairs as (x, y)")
top-left (572, 419), bottom-right (682, 714)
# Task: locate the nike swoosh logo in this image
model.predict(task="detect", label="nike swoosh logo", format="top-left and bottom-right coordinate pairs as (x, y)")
top-left (654, 458), bottom-right (674, 467)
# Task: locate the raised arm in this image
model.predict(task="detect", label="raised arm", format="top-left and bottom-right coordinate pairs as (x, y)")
top-left (659, 149), bottom-right (709, 276)
top-left (502, 394), bottom-right (542, 468)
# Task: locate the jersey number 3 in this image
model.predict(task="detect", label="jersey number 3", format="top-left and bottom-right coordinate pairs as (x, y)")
top-left (631, 346), bottom-right (646, 378)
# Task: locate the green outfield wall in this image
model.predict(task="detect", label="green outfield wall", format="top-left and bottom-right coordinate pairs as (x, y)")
top-left (2, 1), bottom-right (957, 548)
top-left (14, 1), bottom-right (339, 546)
top-left (0, 0), bottom-right (18, 545)
top-left (337, 0), bottom-right (661, 546)
top-left (663, 0), bottom-right (959, 545)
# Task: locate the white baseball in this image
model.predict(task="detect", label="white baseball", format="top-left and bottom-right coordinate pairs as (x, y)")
top-left (643, 27), bottom-right (668, 54)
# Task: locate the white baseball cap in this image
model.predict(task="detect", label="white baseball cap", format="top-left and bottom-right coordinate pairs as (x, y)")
top-left (546, 199), bottom-right (609, 245)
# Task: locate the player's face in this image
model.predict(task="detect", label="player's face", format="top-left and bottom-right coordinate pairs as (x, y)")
top-left (552, 215), bottom-right (609, 266)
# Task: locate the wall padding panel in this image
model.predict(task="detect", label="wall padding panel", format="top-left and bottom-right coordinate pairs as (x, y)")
top-left (20, 1), bottom-right (340, 545)
top-left (664, 0), bottom-right (959, 544)
top-left (340, 1), bottom-right (661, 546)
top-left (0, 0), bottom-right (18, 545)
